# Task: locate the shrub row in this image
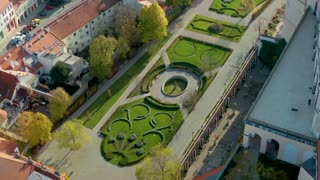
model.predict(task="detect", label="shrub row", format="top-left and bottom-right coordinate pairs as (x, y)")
top-left (144, 96), bottom-right (180, 110)
top-left (64, 84), bottom-right (98, 120)
top-left (170, 62), bottom-right (204, 76)
top-left (251, 0), bottom-right (273, 21)
top-left (141, 65), bottom-right (167, 93)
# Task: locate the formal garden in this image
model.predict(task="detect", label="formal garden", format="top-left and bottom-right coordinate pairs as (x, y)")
top-left (187, 15), bottom-right (247, 42)
top-left (100, 97), bottom-right (184, 165)
top-left (210, 0), bottom-right (266, 17)
top-left (167, 37), bottom-right (232, 70)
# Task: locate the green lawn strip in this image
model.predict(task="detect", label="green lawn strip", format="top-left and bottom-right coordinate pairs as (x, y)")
top-left (100, 97), bottom-right (184, 165)
top-left (128, 58), bottom-right (166, 98)
top-left (79, 36), bottom-right (171, 129)
top-left (167, 37), bottom-right (232, 71)
top-left (186, 15), bottom-right (247, 42)
top-left (210, 0), bottom-right (266, 17)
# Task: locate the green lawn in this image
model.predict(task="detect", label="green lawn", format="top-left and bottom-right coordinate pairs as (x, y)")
top-left (167, 37), bottom-right (232, 71)
top-left (79, 36), bottom-right (171, 129)
top-left (163, 78), bottom-right (188, 96)
top-left (100, 97), bottom-right (184, 165)
top-left (187, 15), bottom-right (247, 42)
top-left (210, 0), bottom-right (266, 17)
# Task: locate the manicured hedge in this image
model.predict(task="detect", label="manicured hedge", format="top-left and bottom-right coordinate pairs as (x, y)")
top-left (141, 65), bottom-right (167, 93)
top-left (251, 0), bottom-right (272, 21)
top-left (170, 62), bottom-right (204, 76)
top-left (144, 96), bottom-right (180, 110)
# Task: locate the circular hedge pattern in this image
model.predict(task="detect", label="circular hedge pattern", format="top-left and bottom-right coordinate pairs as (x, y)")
top-left (162, 76), bottom-right (188, 97)
top-left (174, 41), bottom-right (196, 57)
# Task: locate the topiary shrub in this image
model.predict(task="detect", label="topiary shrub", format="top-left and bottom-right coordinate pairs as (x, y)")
top-left (208, 23), bottom-right (224, 33)
top-left (136, 149), bottom-right (145, 156)
top-left (117, 132), bottom-right (125, 140)
top-left (109, 137), bottom-right (115, 143)
top-left (128, 134), bottom-right (137, 142)
top-left (105, 152), bottom-right (113, 160)
top-left (135, 141), bottom-right (144, 148)
top-left (119, 157), bottom-right (128, 166)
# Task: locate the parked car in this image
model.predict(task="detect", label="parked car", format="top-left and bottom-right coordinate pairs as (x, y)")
top-left (20, 29), bottom-right (29, 35)
top-left (45, 5), bottom-right (54, 10)
top-left (10, 39), bottom-right (21, 46)
top-left (23, 24), bottom-right (36, 31)
top-left (38, 10), bottom-right (47, 16)
top-left (31, 18), bottom-right (40, 25)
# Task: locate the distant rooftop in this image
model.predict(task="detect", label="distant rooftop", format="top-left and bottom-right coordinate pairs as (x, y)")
top-left (48, 0), bottom-right (120, 40)
top-left (248, 11), bottom-right (316, 139)
top-left (58, 53), bottom-right (81, 65)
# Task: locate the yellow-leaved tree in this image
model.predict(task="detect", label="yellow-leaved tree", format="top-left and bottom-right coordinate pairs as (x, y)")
top-left (136, 145), bottom-right (182, 180)
top-left (139, 3), bottom-right (168, 43)
top-left (49, 87), bottom-right (71, 122)
top-left (53, 119), bottom-right (91, 151)
top-left (16, 111), bottom-right (52, 147)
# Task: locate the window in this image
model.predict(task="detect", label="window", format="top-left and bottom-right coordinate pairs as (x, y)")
top-left (75, 41), bottom-right (78, 45)
top-left (86, 31), bottom-right (89, 35)
top-left (85, 25), bottom-right (88, 28)
top-left (79, 29), bottom-right (82, 33)
top-left (103, 13), bottom-right (106, 16)
top-left (92, 27), bottom-right (95, 30)
top-left (82, 43), bottom-right (84, 47)
top-left (73, 32), bottom-right (76, 36)
top-left (91, 20), bottom-right (94, 24)
top-left (87, 39), bottom-right (90, 43)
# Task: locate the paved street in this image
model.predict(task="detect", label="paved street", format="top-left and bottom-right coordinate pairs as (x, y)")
top-left (0, 0), bottom-right (84, 56)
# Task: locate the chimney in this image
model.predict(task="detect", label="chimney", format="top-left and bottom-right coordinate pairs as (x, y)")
top-left (45, 27), bottom-right (50, 33)
top-left (8, 53), bottom-right (11, 57)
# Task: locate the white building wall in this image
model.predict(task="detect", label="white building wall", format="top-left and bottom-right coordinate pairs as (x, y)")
top-left (15, 0), bottom-right (39, 24)
top-left (243, 124), bottom-right (316, 165)
top-left (62, 2), bottom-right (120, 54)
top-left (298, 167), bottom-right (315, 180)
top-left (37, 55), bottom-right (58, 74)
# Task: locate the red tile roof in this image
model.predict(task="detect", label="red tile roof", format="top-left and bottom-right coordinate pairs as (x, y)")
top-left (48, 0), bottom-right (120, 40)
top-left (0, 46), bottom-right (42, 74)
top-left (0, 0), bottom-right (11, 12)
top-left (0, 70), bottom-right (19, 102)
top-left (0, 138), bottom-right (65, 180)
top-left (0, 137), bottom-right (17, 155)
top-left (27, 30), bottom-right (65, 55)
top-left (193, 165), bottom-right (224, 180)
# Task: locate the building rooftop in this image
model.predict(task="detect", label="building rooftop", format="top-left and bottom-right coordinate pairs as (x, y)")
top-left (48, 0), bottom-right (120, 40)
top-left (0, 70), bottom-right (19, 103)
top-left (0, 46), bottom-right (42, 74)
top-left (0, 0), bottom-right (11, 12)
top-left (248, 11), bottom-right (316, 139)
top-left (58, 53), bottom-right (81, 65)
top-left (26, 29), bottom-right (64, 56)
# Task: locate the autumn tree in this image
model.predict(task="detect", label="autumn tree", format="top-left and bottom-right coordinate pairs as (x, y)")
top-left (53, 119), bottom-right (91, 151)
top-left (136, 145), bottom-right (181, 180)
top-left (49, 87), bottom-right (71, 122)
top-left (89, 35), bottom-right (118, 79)
top-left (115, 5), bottom-right (140, 47)
top-left (50, 62), bottom-right (70, 86)
top-left (117, 37), bottom-right (130, 60)
top-left (139, 3), bottom-right (168, 43)
top-left (16, 111), bottom-right (52, 147)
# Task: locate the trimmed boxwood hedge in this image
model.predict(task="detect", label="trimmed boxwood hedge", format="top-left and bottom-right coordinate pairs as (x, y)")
top-left (170, 62), bottom-right (204, 76)
top-left (141, 64), bottom-right (167, 93)
top-left (144, 96), bottom-right (180, 110)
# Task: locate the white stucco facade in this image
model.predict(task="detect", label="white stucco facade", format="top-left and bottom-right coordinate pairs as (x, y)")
top-left (62, 2), bottom-right (120, 54)
top-left (14, 0), bottom-right (40, 24)
top-left (0, 1), bottom-right (17, 40)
